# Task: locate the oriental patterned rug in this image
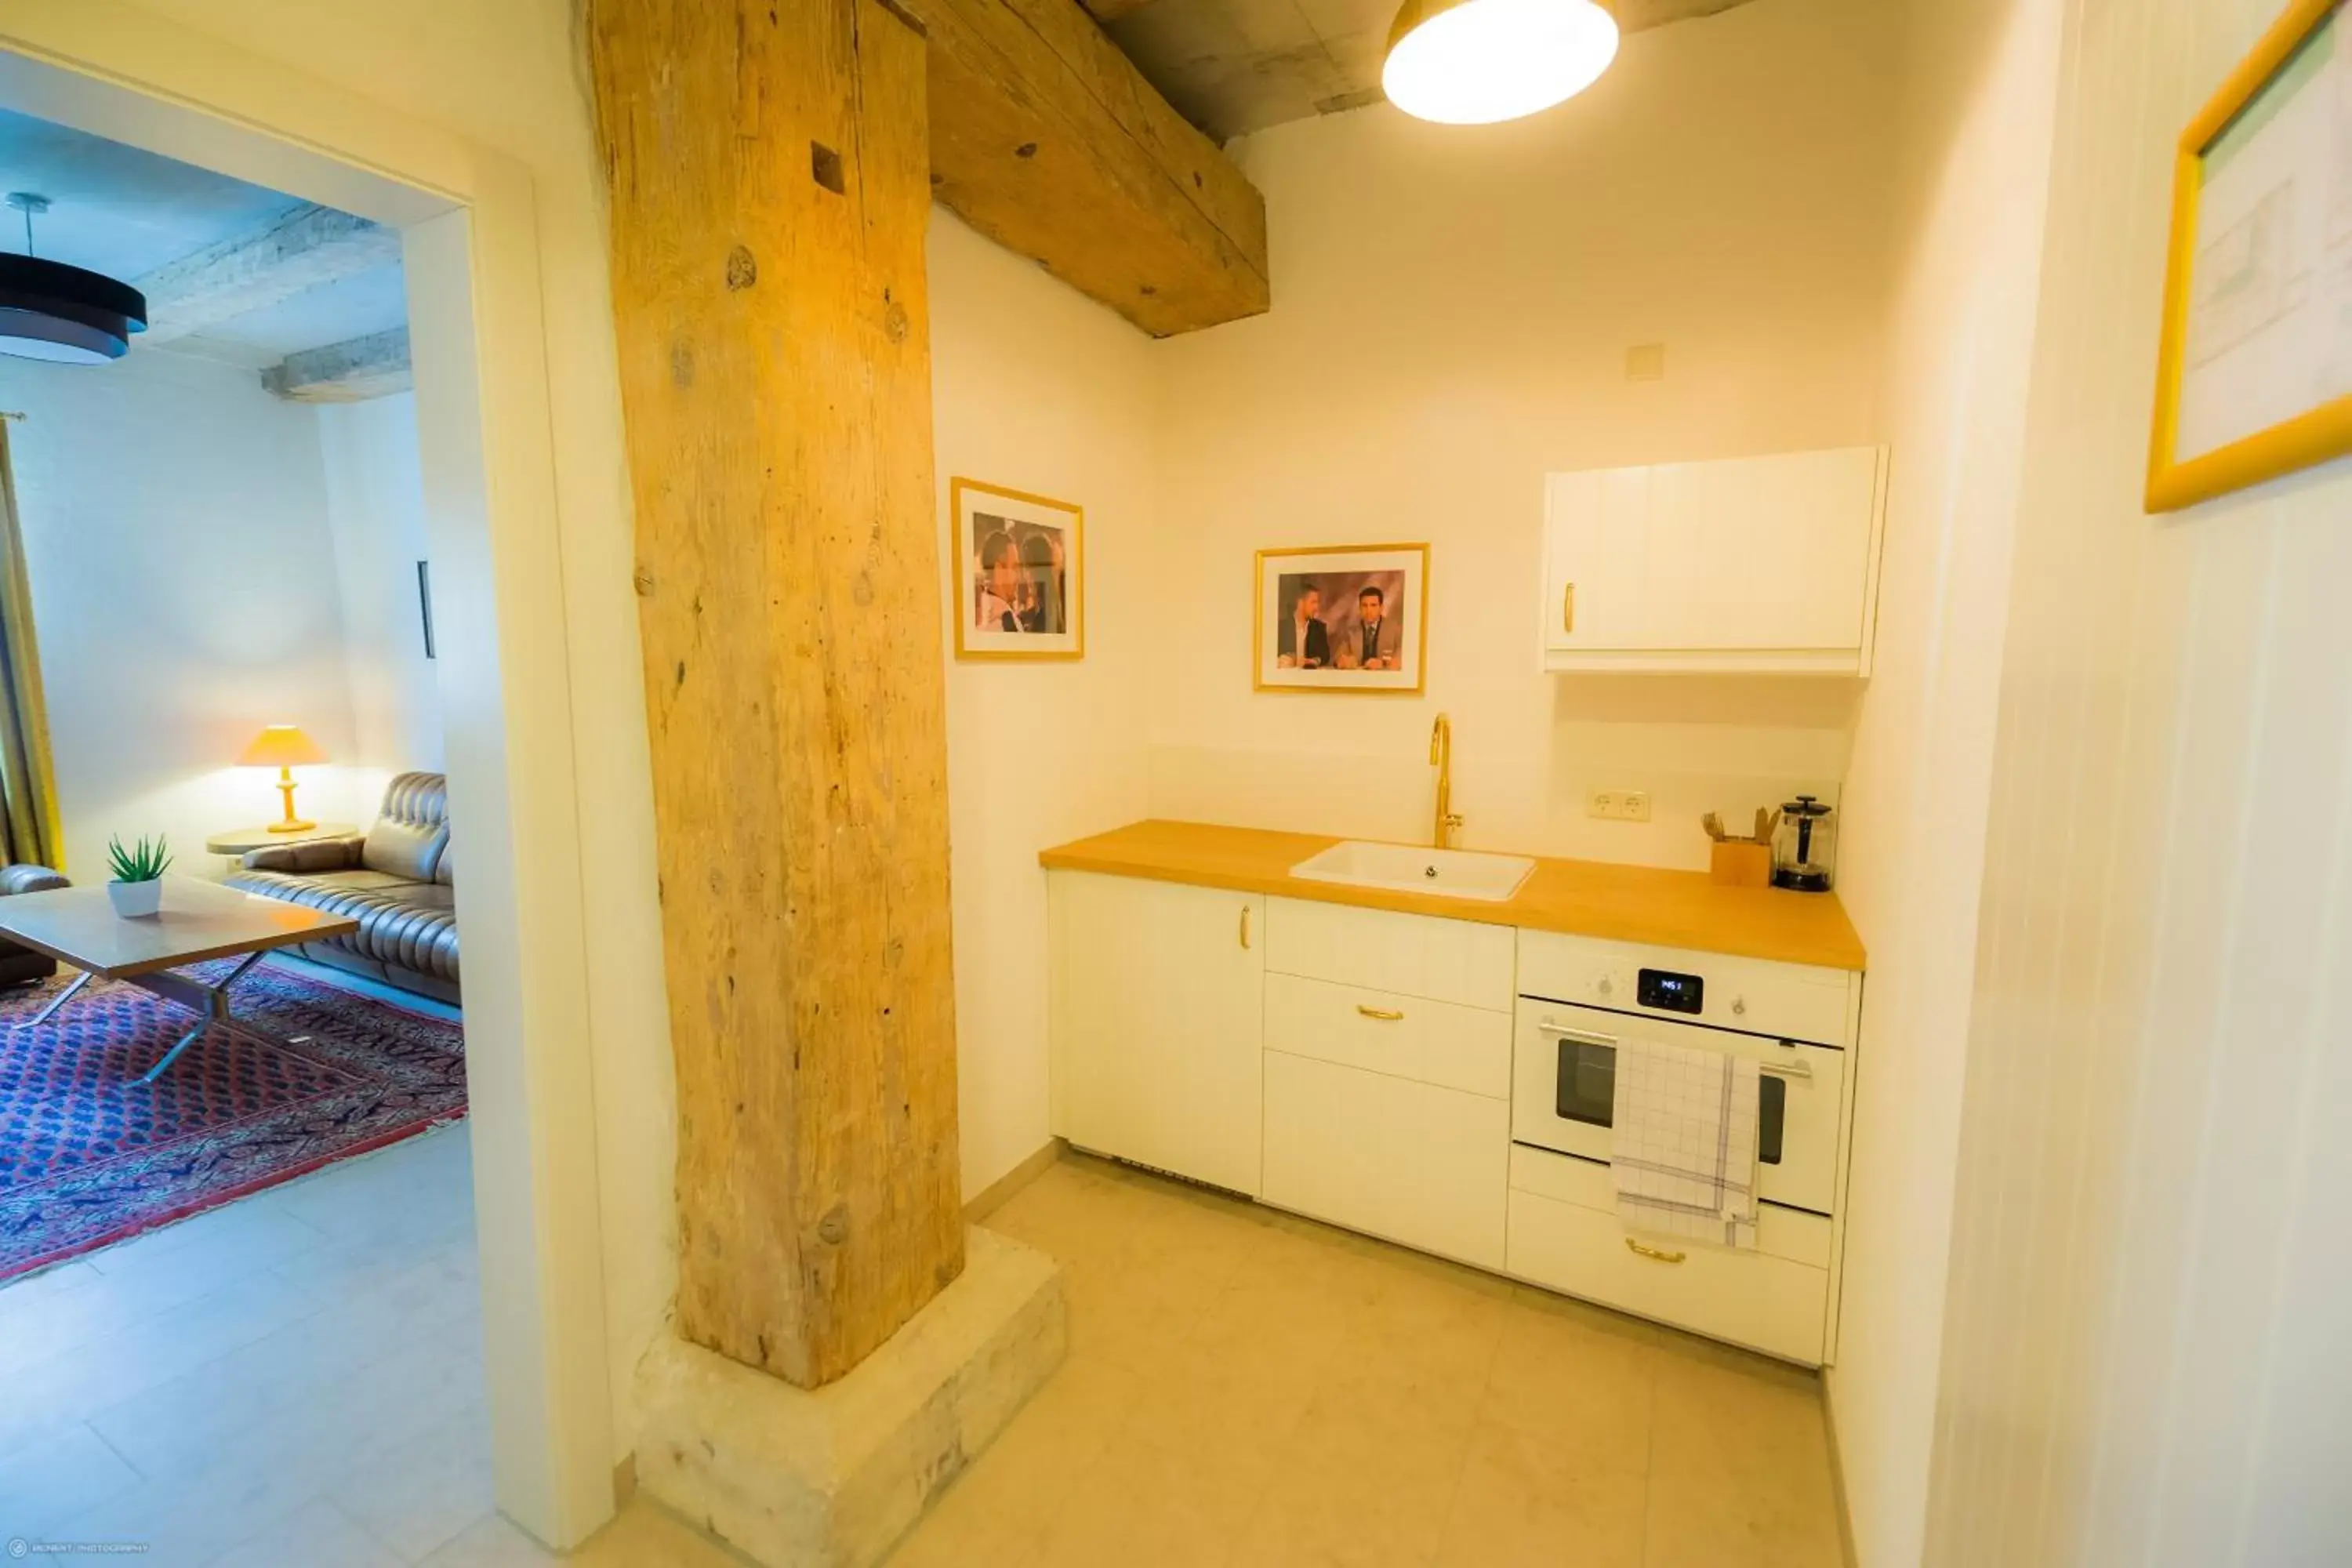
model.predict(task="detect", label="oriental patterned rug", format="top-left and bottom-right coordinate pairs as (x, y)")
top-left (0, 959), bottom-right (466, 1283)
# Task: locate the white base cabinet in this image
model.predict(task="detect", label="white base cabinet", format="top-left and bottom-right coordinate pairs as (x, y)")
top-left (1263, 1051), bottom-right (1508, 1270)
top-left (1505, 1144), bottom-right (1831, 1366)
top-left (1256, 902), bottom-right (1515, 1267)
top-left (1046, 871), bottom-right (1858, 1367)
top-left (1048, 871), bottom-right (1265, 1196)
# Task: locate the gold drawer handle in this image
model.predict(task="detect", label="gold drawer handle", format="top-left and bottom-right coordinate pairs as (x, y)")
top-left (1563, 582), bottom-right (1576, 633)
top-left (1356, 1004), bottom-right (1405, 1021)
top-left (1239, 906), bottom-right (1250, 949)
top-left (1624, 1237), bottom-right (1686, 1265)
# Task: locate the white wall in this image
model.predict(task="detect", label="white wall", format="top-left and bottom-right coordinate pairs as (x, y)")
top-left (1145, 0), bottom-right (1902, 870)
top-left (1824, 2), bottom-right (2063, 1563)
top-left (1923, 0), bottom-right (2352, 1563)
top-left (318, 390), bottom-right (444, 793)
top-left (0, 348), bottom-right (379, 879)
top-left (113, 0), bottom-right (680, 1467)
top-left (97, 0), bottom-right (1998, 1501)
top-left (931, 210), bottom-right (1158, 1197)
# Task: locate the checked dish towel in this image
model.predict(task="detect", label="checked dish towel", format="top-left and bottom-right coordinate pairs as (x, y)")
top-left (1609, 1036), bottom-right (1761, 1249)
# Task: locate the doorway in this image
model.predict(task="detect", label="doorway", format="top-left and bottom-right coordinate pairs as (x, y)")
top-left (0, 27), bottom-right (618, 1554)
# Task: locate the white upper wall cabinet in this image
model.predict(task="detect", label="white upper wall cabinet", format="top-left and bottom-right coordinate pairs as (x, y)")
top-left (1541, 446), bottom-right (1889, 675)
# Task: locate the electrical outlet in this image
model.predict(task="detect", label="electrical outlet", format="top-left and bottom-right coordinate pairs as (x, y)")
top-left (1587, 790), bottom-right (1653, 822)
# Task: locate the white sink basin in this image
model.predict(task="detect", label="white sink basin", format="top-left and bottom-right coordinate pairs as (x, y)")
top-left (1290, 840), bottom-right (1537, 903)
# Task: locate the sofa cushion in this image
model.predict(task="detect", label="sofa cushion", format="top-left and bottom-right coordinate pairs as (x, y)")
top-left (270, 868), bottom-right (424, 895)
top-left (0, 864), bottom-right (68, 896)
top-left (227, 868), bottom-right (460, 986)
top-left (243, 835), bottom-right (364, 874)
top-left (363, 817), bottom-right (448, 882)
top-left (360, 771), bottom-right (452, 882)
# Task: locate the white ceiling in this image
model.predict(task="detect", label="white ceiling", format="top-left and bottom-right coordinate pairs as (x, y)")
top-left (0, 106), bottom-right (405, 367)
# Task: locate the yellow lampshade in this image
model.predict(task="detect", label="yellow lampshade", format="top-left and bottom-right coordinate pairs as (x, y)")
top-left (238, 724), bottom-right (328, 768)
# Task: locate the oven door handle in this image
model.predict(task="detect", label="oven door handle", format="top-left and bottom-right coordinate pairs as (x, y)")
top-left (1539, 1019), bottom-right (1814, 1080)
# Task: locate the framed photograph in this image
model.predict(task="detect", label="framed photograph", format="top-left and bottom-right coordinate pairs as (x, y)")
top-left (1254, 543), bottom-right (1429, 695)
top-left (2147, 0), bottom-right (2352, 511)
top-left (952, 477), bottom-right (1083, 660)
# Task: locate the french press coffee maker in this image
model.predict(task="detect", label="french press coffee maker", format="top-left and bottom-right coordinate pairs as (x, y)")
top-left (1772, 795), bottom-right (1836, 892)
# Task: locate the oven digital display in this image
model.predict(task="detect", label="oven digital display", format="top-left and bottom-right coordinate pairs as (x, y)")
top-left (1637, 967), bottom-right (1704, 1014)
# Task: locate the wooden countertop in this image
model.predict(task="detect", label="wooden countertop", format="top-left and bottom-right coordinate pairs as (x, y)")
top-left (1039, 820), bottom-right (1867, 972)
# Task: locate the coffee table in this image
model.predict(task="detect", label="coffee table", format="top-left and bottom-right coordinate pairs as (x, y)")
top-left (0, 877), bottom-right (361, 1083)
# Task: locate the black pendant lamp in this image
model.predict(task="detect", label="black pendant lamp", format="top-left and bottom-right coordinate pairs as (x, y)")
top-left (0, 194), bottom-right (147, 365)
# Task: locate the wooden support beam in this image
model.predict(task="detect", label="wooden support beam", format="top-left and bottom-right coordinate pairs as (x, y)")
top-left (133, 204), bottom-right (400, 344)
top-left (587, 0), bottom-right (964, 1388)
top-left (260, 326), bottom-right (410, 402)
top-left (902, 0), bottom-right (1271, 337)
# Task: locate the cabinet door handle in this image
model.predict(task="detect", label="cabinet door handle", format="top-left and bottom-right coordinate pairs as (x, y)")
top-left (1356, 1004), bottom-right (1404, 1022)
top-left (1624, 1237), bottom-right (1686, 1265)
top-left (1239, 906), bottom-right (1250, 949)
top-left (1563, 582), bottom-right (1576, 633)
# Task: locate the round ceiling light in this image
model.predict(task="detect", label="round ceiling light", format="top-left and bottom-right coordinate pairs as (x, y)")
top-left (0, 194), bottom-right (147, 365)
top-left (1382, 0), bottom-right (1621, 125)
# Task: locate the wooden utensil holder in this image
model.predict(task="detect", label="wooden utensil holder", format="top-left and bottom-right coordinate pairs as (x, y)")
top-left (1710, 839), bottom-right (1773, 888)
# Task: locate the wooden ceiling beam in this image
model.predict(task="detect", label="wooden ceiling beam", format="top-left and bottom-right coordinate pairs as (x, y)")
top-left (899, 0), bottom-right (1270, 337)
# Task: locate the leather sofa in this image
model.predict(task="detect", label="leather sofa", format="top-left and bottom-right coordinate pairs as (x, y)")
top-left (228, 771), bottom-right (460, 1004)
top-left (0, 862), bottom-right (67, 985)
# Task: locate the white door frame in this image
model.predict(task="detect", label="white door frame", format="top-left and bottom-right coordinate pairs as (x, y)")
top-left (0, 8), bottom-right (619, 1548)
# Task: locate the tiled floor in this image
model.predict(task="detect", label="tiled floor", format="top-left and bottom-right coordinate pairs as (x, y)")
top-left (0, 1122), bottom-right (488, 1565)
top-left (891, 1154), bottom-right (1848, 1568)
top-left (2, 1109), bottom-right (1845, 1566)
top-left (0, 1120), bottom-right (751, 1567)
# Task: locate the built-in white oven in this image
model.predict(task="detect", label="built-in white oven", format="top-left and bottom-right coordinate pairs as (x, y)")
top-left (1512, 981), bottom-right (1846, 1216)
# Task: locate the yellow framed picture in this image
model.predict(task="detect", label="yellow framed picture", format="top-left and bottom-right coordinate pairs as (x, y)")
top-left (2147, 0), bottom-right (2352, 512)
top-left (950, 477), bottom-right (1083, 661)
top-left (1253, 543), bottom-right (1429, 695)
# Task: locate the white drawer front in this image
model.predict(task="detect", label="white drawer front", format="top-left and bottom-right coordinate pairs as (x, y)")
top-left (1264, 1051), bottom-right (1508, 1270)
top-left (1507, 1143), bottom-right (1831, 1269)
top-left (1268, 897), bottom-right (1515, 1010)
top-left (1504, 1171), bottom-right (1830, 1364)
top-left (1265, 973), bottom-right (1512, 1099)
top-left (1511, 1001), bottom-right (1845, 1215)
top-left (1515, 927), bottom-right (1853, 1047)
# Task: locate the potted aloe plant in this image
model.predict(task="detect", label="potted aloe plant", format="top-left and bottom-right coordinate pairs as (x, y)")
top-left (106, 833), bottom-right (171, 917)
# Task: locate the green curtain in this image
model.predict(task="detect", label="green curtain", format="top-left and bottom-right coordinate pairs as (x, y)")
top-left (0, 419), bottom-right (61, 872)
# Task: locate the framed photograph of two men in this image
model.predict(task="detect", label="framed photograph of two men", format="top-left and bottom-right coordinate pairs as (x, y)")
top-left (1254, 543), bottom-right (1429, 695)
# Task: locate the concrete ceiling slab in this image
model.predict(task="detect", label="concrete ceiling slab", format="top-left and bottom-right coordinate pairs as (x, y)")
top-left (0, 105), bottom-right (405, 363)
top-left (1092, 0), bottom-right (1762, 141)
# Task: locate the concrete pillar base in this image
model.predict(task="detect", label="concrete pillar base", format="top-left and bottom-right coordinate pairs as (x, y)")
top-left (633, 1227), bottom-right (1067, 1567)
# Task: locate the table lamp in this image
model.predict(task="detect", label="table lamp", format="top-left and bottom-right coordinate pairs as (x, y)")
top-left (238, 724), bottom-right (328, 833)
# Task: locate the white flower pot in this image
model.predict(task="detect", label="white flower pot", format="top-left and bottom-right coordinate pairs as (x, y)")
top-left (107, 879), bottom-right (163, 918)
